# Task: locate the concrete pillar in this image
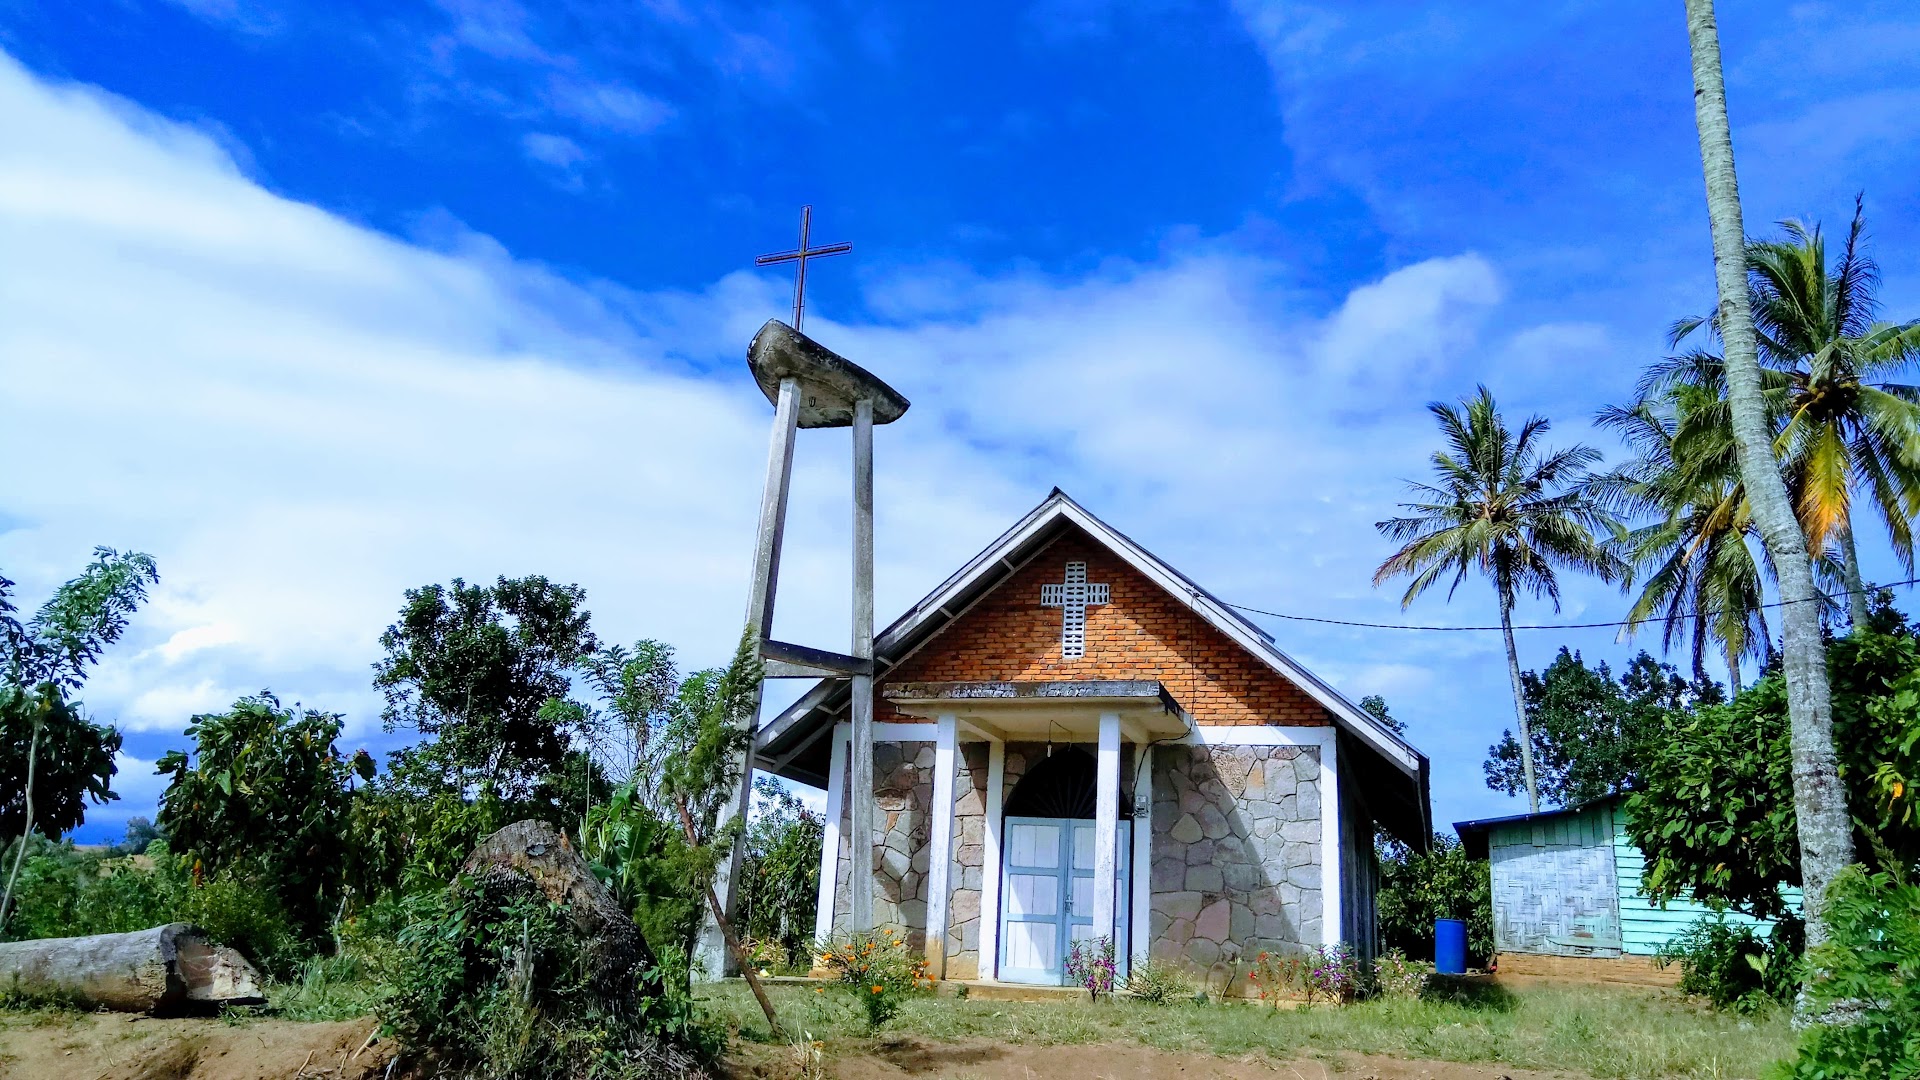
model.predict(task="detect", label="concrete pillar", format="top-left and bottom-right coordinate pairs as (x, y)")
top-left (1320, 733), bottom-right (1343, 947)
top-left (848, 396), bottom-right (876, 933)
top-left (924, 714), bottom-right (957, 975)
top-left (1093, 712), bottom-right (1121, 947)
top-left (977, 738), bottom-right (1005, 981)
top-left (698, 375), bottom-right (801, 979)
top-left (812, 724), bottom-right (850, 949)
top-left (1129, 743), bottom-right (1153, 976)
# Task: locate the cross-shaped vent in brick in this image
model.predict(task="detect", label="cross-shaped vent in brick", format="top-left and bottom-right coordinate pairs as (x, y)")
top-left (1040, 560), bottom-right (1109, 659)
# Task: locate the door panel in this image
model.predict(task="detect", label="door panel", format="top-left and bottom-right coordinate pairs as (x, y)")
top-left (999, 816), bottom-right (1130, 985)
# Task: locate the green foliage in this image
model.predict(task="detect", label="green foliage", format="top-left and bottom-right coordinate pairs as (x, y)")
top-left (1358, 695), bottom-right (1405, 735)
top-left (815, 929), bottom-right (932, 1031)
top-left (0, 549), bottom-right (157, 847)
top-left (1376, 833), bottom-right (1493, 966)
top-left (374, 575), bottom-right (598, 798)
top-left (383, 873), bottom-right (719, 1079)
top-left (1485, 650), bottom-right (1713, 808)
top-left (1655, 914), bottom-right (1801, 1014)
top-left (737, 776), bottom-right (821, 972)
top-left (1628, 629), bottom-right (1920, 917)
top-left (0, 839), bottom-right (165, 941)
top-left (0, 686), bottom-right (121, 840)
top-left (1121, 957), bottom-right (1194, 1005)
top-left (581, 783), bottom-right (707, 995)
top-left (0, 838), bottom-right (307, 975)
top-left (1776, 866), bottom-right (1920, 1079)
top-left (156, 692), bottom-right (373, 944)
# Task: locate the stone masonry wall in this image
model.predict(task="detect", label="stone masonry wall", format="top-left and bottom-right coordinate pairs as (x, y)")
top-left (1149, 744), bottom-right (1322, 977)
top-left (877, 527), bottom-right (1333, 727)
top-left (831, 741), bottom-right (935, 953)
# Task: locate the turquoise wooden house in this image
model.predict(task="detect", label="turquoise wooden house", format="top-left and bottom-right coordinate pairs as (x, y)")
top-left (1455, 795), bottom-right (1796, 970)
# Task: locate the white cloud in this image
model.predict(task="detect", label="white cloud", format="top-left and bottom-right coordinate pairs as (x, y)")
top-left (546, 79), bottom-right (674, 135)
top-left (521, 131), bottom-right (588, 169)
top-left (0, 52), bottom-right (1604, 836)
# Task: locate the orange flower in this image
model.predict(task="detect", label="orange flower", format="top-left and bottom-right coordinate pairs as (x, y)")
top-left (815, 987), bottom-right (825, 994)
top-left (871, 985), bottom-right (884, 994)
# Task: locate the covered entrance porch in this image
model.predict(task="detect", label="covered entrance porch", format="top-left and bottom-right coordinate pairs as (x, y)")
top-left (809, 680), bottom-right (1188, 986)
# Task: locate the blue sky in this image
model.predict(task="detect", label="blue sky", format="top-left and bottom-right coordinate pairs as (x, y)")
top-left (2, 0), bottom-right (1918, 842)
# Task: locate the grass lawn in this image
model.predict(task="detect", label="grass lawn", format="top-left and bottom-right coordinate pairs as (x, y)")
top-left (701, 981), bottom-right (1795, 1080)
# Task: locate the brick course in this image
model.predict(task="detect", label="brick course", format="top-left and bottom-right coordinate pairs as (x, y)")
top-left (879, 527), bottom-right (1331, 727)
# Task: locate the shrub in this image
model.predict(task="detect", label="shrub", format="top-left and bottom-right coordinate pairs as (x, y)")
top-left (1655, 913), bottom-right (1801, 1014)
top-left (1376, 833), bottom-right (1494, 966)
top-left (1246, 949), bottom-right (1305, 1008)
top-left (1122, 957), bottom-right (1194, 1005)
top-left (1065, 935), bottom-right (1117, 1001)
top-left (1373, 948), bottom-right (1432, 1000)
top-left (1245, 944), bottom-right (1359, 1008)
top-left (1306, 941), bottom-right (1361, 1004)
top-left (1776, 866), bottom-right (1920, 1079)
top-left (383, 873), bottom-right (719, 1080)
top-left (815, 928), bottom-right (930, 1031)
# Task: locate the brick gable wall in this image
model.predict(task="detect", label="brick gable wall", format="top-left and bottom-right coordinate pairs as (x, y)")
top-left (879, 528), bottom-right (1330, 727)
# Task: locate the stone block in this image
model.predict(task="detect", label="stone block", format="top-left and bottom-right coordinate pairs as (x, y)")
top-left (1230, 902), bottom-right (1254, 943)
top-left (1152, 857), bottom-right (1185, 891)
top-left (1170, 813), bottom-right (1203, 844)
top-left (899, 898), bottom-right (927, 928)
top-left (1223, 863), bottom-right (1261, 893)
top-left (1287, 862), bottom-right (1320, 890)
top-left (957, 843), bottom-right (983, 868)
top-left (880, 848), bottom-right (910, 880)
top-left (875, 744), bottom-right (902, 776)
top-left (1159, 891), bottom-right (1204, 921)
top-left (1196, 898), bottom-right (1230, 942)
top-left (1185, 865), bottom-right (1223, 892)
top-left (1184, 840), bottom-right (1215, 866)
top-left (1297, 784), bottom-right (1321, 819)
top-left (1255, 913), bottom-right (1290, 940)
top-left (951, 889), bottom-right (980, 921)
top-left (1188, 939), bottom-right (1222, 966)
top-left (1282, 819), bottom-right (1318, 845)
top-left (911, 845), bottom-right (930, 874)
top-left (913, 746), bottom-right (936, 770)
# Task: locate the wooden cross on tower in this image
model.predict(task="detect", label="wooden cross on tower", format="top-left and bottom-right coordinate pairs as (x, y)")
top-left (1041, 560), bottom-right (1109, 659)
top-left (755, 205), bottom-right (851, 332)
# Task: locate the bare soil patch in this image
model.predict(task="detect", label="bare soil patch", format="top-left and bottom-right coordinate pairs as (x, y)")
top-left (0, 1012), bottom-right (393, 1080)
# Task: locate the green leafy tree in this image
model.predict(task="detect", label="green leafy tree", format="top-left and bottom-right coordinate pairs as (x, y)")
top-left (1376, 833), bottom-right (1492, 966)
top-left (1780, 866), bottom-right (1920, 1077)
top-left (737, 776), bottom-right (822, 970)
top-left (155, 693), bottom-right (374, 944)
top-left (1627, 627), bottom-right (1920, 919)
top-left (1357, 694), bottom-right (1405, 735)
top-left (1484, 649), bottom-right (1714, 808)
top-left (1373, 386), bottom-right (1623, 811)
top-left (373, 575), bottom-right (598, 798)
top-left (0, 549), bottom-right (157, 928)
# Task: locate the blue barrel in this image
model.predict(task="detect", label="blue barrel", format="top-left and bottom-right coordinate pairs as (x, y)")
top-left (1434, 919), bottom-right (1468, 975)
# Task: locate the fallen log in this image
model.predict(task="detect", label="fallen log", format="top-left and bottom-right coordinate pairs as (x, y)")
top-left (0, 922), bottom-right (264, 1013)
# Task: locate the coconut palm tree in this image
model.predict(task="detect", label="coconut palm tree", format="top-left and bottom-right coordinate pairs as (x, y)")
top-left (1681, 0), bottom-right (1852, 952)
top-left (1745, 204), bottom-right (1920, 628)
top-left (1595, 392), bottom-right (1769, 694)
top-left (1373, 386), bottom-right (1623, 812)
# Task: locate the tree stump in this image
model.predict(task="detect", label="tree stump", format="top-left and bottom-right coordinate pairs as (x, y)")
top-left (460, 819), bottom-right (659, 997)
top-left (0, 922), bottom-right (264, 1013)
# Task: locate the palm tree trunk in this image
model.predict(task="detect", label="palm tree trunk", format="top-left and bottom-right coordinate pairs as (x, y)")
top-left (1499, 599), bottom-right (1540, 813)
top-left (1683, 0), bottom-right (1854, 952)
top-left (1724, 639), bottom-right (1743, 697)
top-left (1837, 515), bottom-right (1871, 631)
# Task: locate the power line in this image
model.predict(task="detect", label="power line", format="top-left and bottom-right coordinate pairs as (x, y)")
top-left (1221, 576), bottom-right (1920, 633)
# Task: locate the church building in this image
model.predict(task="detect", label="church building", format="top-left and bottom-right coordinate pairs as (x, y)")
top-left (754, 489), bottom-right (1431, 987)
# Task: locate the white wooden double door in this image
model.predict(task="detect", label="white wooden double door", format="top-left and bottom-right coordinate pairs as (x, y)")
top-left (998, 816), bottom-right (1131, 984)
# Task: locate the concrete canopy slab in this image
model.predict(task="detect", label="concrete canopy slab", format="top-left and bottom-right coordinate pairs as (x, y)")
top-left (747, 319), bottom-right (910, 429)
top-left (881, 679), bottom-right (1190, 738)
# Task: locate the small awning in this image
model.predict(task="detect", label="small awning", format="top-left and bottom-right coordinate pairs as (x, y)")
top-left (880, 679), bottom-right (1191, 739)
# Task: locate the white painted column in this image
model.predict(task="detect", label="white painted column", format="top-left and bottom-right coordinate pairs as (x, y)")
top-left (1319, 732), bottom-right (1344, 947)
top-left (925, 714), bottom-right (958, 977)
top-left (977, 738), bottom-right (1006, 981)
top-left (1093, 712), bottom-right (1121, 947)
top-left (1129, 743), bottom-right (1153, 974)
top-left (812, 724), bottom-right (851, 950)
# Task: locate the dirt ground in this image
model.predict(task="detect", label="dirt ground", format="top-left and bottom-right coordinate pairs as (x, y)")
top-left (0, 1012), bottom-right (394, 1080)
top-left (0, 1015), bottom-right (1590, 1080)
